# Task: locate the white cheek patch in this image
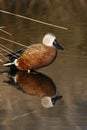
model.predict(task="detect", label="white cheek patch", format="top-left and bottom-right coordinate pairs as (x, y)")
top-left (41, 96), bottom-right (53, 108)
top-left (42, 33), bottom-right (56, 47)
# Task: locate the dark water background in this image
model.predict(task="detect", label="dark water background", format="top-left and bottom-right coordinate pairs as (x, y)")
top-left (0, 1), bottom-right (87, 130)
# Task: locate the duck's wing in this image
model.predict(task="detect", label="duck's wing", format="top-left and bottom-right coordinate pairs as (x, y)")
top-left (7, 48), bottom-right (26, 62)
top-left (3, 48), bottom-right (26, 67)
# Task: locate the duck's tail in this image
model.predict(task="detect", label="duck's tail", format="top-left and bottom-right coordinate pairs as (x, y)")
top-left (3, 60), bottom-right (16, 67)
top-left (3, 59), bottom-right (18, 67)
top-left (3, 48), bottom-right (25, 67)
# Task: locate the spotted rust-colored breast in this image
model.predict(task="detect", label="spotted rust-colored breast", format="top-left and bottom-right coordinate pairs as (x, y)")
top-left (17, 44), bottom-right (57, 70)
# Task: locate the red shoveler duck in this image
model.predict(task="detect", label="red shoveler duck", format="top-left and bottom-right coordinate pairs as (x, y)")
top-left (3, 33), bottom-right (64, 71)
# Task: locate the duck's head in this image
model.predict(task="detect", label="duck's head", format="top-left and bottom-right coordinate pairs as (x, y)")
top-left (41, 95), bottom-right (62, 108)
top-left (42, 33), bottom-right (64, 50)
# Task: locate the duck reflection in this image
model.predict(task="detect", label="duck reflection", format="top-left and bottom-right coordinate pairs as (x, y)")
top-left (6, 69), bottom-right (62, 108)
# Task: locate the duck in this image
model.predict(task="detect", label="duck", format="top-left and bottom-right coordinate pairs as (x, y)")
top-left (3, 33), bottom-right (64, 71)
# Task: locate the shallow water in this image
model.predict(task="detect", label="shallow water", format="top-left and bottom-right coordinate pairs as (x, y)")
top-left (0, 12), bottom-right (87, 130)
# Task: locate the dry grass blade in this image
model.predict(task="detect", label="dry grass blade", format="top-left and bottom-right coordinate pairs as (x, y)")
top-left (0, 58), bottom-right (3, 63)
top-left (0, 46), bottom-right (10, 54)
top-left (0, 46), bottom-right (18, 59)
top-left (0, 44), bottom-right (22, 59)
top-left (0, 36), bottom-right (28, 48)
top-left (0, 29), bottom-right (12, 36)
top-left (0, 37), bottom-right (47, 53)
top-left (0, 52), bottom-right (9, 60)
top-left (0, 10), bottom-right (68, 30)
top-left (0, 44), bottom-right (16, 54)
top-left (0, 26), bottom-right (5, 29)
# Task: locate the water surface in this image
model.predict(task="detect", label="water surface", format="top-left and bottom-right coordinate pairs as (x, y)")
top-left (0, 12), bottom-right (87, 130)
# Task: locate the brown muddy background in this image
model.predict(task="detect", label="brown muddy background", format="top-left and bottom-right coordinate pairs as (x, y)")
top-left (0, 0), bottom-right (87, 130)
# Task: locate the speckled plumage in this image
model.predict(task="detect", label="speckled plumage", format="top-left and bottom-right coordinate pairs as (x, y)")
top-left (16, 44), bottom-right (57, 70)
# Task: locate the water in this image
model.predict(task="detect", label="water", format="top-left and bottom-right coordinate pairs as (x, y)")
top-left (0, 13), bottom-right (87, 130)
